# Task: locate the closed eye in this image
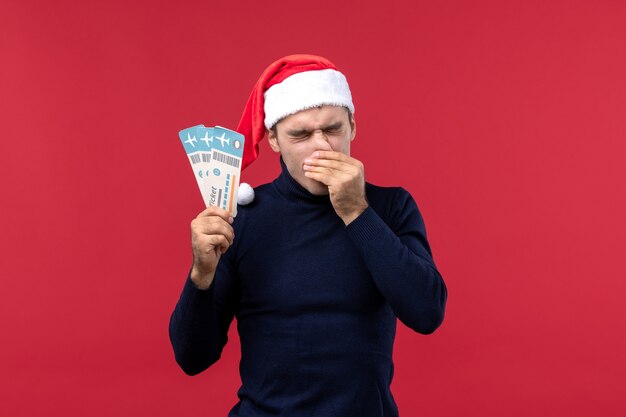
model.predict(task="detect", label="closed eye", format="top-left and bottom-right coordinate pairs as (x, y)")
top-left (286, 122), bottom-right (345, 139)
top-left (288, 132), bottom-right (310, 140)
top-left (322, 121), bottom-right (345, 134)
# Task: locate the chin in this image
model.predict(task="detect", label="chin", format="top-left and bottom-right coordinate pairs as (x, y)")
top-left (304, 178), bottom-right (329, 195)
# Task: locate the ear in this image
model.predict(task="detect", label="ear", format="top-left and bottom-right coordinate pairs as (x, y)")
top-left (267, 128), bottom-right (281, 153)
top-left (349, 115), bottom-right (356, 141)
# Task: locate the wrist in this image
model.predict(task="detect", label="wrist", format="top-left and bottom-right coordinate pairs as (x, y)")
top-left (341, 203), bottom-right (369, 226)
top-left (190, 265), bottom-right (215, 290)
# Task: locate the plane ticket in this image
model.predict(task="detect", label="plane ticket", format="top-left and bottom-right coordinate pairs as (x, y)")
top-left (178, 125), bottom-right (245, 216)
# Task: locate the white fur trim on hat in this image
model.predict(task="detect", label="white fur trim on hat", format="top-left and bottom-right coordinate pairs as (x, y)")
top-left (263, 69), bottom-right (355, 129)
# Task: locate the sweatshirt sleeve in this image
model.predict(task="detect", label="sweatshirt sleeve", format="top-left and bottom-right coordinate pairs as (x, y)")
top-left (345, 188), bottom-right (447, 334)
top-left (168, 246), bottom-right (241, 375)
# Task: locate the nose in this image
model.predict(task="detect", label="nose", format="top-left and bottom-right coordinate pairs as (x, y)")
top-left (311, 130), bottom-right (333, 151)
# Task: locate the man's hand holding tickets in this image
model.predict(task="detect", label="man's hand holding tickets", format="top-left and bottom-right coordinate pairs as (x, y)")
top-left (302, 150), bottom-right (369, 225)
top-left (190, 206), bottom-right (234, 290)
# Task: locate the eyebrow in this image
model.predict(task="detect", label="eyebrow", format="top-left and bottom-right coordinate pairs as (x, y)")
top-left (286, 121), bottom-right (345, 137)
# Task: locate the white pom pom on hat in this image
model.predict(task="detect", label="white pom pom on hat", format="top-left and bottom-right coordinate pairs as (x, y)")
top-left (237, 182), bottom-right (255, 205)
top-left (235, 54), bottom-right (355, 206)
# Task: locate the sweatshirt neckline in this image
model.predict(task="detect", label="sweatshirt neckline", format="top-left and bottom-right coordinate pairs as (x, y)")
top-left (273, 157), bottom-right (332, 205)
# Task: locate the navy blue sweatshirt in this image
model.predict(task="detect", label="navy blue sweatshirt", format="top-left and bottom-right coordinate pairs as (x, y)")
top-left (170, 159), bottom-right (447, 416)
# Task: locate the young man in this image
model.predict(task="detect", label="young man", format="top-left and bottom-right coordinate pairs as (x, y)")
top-left (170, 54), bottom-right (447, 417)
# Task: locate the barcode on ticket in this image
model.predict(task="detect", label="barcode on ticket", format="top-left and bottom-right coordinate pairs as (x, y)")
top-left (189, 153), bottom-right (211, 165)
top-left (212, 150), bottom-right (240, 168)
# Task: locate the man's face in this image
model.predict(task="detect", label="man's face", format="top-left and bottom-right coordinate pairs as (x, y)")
top-left (268, 105), bottom-right (356, 195)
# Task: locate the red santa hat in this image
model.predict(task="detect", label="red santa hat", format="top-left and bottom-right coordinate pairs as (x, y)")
top-left (236, 54), bottom-right (355, 171)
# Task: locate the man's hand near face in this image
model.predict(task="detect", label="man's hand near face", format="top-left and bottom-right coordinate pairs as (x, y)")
top-left (303, 150), bottom-right (369, 225)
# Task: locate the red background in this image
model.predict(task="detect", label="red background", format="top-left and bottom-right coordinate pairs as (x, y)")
top-left (1, 1), bottom-right (625, 416)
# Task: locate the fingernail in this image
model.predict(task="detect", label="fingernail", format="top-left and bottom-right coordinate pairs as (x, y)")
top-left (228, 217), bottom-right (234, 224)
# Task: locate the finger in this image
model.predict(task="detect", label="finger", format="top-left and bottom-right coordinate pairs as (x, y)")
top-left (306, 152), bottom-right (363, 175)
top-left (196, 222), bottom-right (234, 243)
top-left (196, 215), bottom-right (234, 228)
top-left (310, 150), bottom-right (356, 163)
top-left (302, 165), bottom-right (354, 185)
top-left (302, 164), bottom-right (332, 175)
top-left (303, 170), bottom-right (334, 186)
top-left (303, 158), bottom-right (356, 174)
top-left (192, 219), bottom-right (234, 242)
top-left (196, 205), bottom-right (234, 223)
top-left (200, 234), bottom-right (231, 252)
